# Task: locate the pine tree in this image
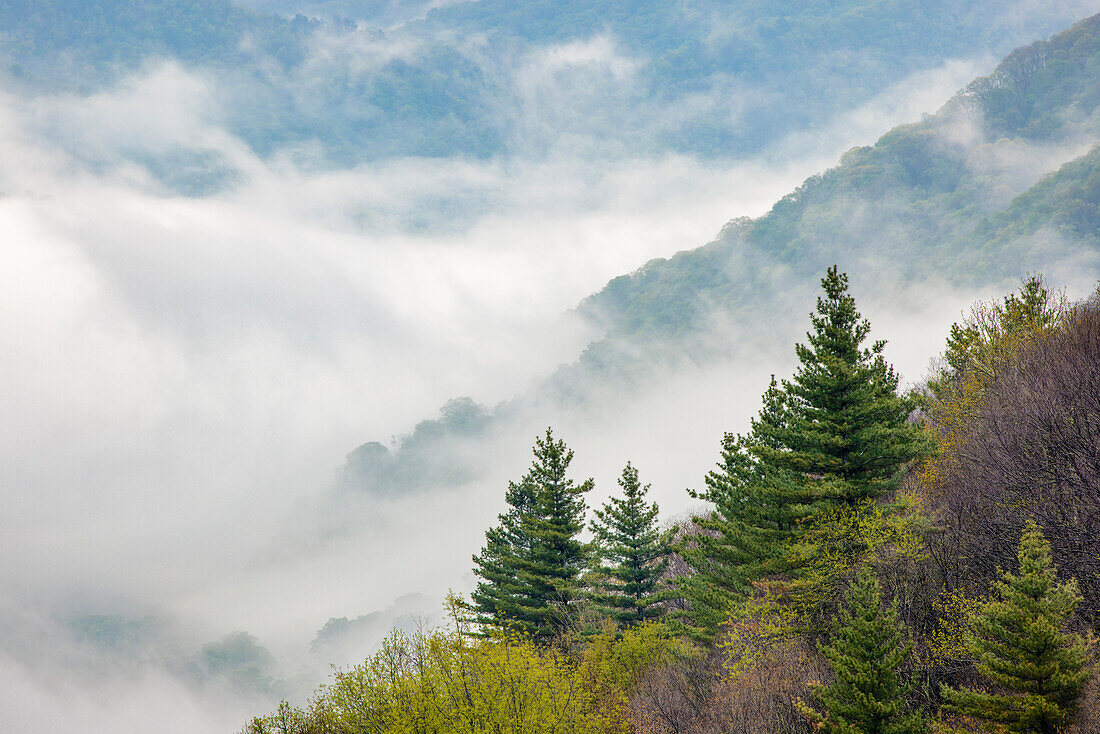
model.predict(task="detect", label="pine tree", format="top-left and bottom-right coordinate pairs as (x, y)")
top-left (588, 463), bottom-right (670, 626)
top-left (798, 566), bottom-right (925, 734)
top-left (680, 377), bottom-right (811, 634)
top-left (682, 267), bottom-right (928, 635)
top-left (940, 520), bottom-right (1091, 733)
top-left (758, 266), bottom-right (928, 506)
top-left (470, 428), bottom-right (594, 641)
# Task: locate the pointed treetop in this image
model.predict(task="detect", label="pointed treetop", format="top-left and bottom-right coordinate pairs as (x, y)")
top-left (804, 265), bottom-right (876, 360)
top-left (941, 519), bottom-right (1091, 732)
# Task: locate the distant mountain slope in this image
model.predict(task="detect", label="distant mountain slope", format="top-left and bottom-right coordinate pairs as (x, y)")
top-left (573, 13), bottom-right (1100, 377)
top-left (416, 0), bottom-right (1100, 158)
top-left (339, 13), bottom-right (1100, 494)
top-left (1, 0), bottom-right (1096, 166)
top-left (977, 146), bottom-right (1100, 248)
top-left (0, 0), bottom-right (313, 75)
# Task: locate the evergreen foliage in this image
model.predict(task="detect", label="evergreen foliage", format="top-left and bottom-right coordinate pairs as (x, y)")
top-left (940, 520), bottom-right (1091, 733)
top-left (470, 429), bottom-right (594, 641)
top-left (248, 281), bottom-right (1100, 734)
top-left (798, 566), bottom-right (924, 733)
top-left (760, 266), bottom-right (928, 505)
top-left (588, 463), bottom-right (670, 626)
top-left (680, 378), bottom-right (806, 634)
top-left (682, 267), bottom-right (928, 635)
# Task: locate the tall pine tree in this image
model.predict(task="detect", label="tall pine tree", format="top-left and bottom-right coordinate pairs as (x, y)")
top-left (588, 463), bottom-right (670, 626)
top-left (757, 266), bottom-right (928, 506)
top-left (470, 429), bottom-right (593, 641)
top-left (682, 267), bottom-right (929, 635)
top-left (941, 520), bottom-right (1090, 733)
top-left (797, 566), bottom-right (924, 733)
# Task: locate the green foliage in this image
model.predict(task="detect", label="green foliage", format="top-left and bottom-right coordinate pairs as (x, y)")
top-left (925, 587), bottom-right (984, 670)
top-left (980, 146), bottom-right (1100, 246)
top-left (789, 497), bottom-right (928, 632)
top-left (798, 566), bottom-right (925, 733)
top-left (679, 378), bottom-right (807, 636)
top-left (918, 276), bottom-right (1067, 498)
top-left (339, 397), bottom-right (495, 496)
top-left (317, 629), bottom-right (604, 733)
top-left (760, 266), bottom-right (930, 505)
top-left (2, 0), bottom-right (1089, 170)
top-left (68, 614), bottom-right (161, 652)
top-left (576, 15), bottom-right (1100, 388)
top-left (245, 280), bottom-right (1100, 734)
top-left (682, 268), bottom-right (929, 637)
top-left (0, 0), bottom-right (311, 74)
top-left (244, 700), bottom-right (310, 734)
top-left (245, 621), bottom-right (681, 734)
top-left (471, 428), bottom-right (594, 641)
top-left (936, 274), bottom-right (1065, 388)
top-left (940, 520), bottom-right (1092, 733)
top-left (421, 0), bottom-right (1087, 159)
top-left (715, 496), bottom-right (928, 670)
top-left (197, 631), bottom-right (279, 695)
top-left (588, 463), bottom-right (670, 627)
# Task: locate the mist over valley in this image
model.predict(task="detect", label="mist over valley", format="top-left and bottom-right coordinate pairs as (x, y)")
top-left (3, 2), bottom-right (1100, 732)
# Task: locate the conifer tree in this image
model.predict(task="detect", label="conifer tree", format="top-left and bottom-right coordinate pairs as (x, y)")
top-left (798, 566), bottom-right (925, 734)
top-left (470, 428), bottom-right (594, 641)
top-left (757, 266), bottom-right (928, 506)
top-left (940, 520), bottom-right (1091, 733)
top-left (588, 463), bottom-right (670, 626)
top-left (680, 377), bottom-right (810, 634)
top-left (682, 267), bottom-right (928, 634)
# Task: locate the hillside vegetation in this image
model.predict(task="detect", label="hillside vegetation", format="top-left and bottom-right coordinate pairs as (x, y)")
top-left (248, 273), bottom-right (1100, 733)
top-left (338, 14), bottom-right (1100, 498)
top-left (576, 13), bottom-right (1100, 373)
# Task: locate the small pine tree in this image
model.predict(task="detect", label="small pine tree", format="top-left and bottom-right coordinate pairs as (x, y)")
top-left (588, 462), bottom-right (670, 626)
top-left (940, 520), bottom-right (1091, 733)
top-left (470, 428), bottom-right (593, 641)
top-left (681, 378), bottom-right (811, 634)
top-left (798, 565), bottom-right (925, 734)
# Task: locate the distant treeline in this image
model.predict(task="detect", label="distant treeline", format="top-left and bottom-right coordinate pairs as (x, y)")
top-left (573, 13), bottom-right (1100, 391)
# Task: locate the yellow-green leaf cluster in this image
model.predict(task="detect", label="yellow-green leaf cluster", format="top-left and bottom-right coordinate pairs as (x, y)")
top-left (924, 587), bottom-right (983, 669)
top-left (248, 622), bottom-right (682, 734)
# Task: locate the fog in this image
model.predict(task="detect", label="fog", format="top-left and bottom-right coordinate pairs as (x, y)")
top-left (1, 19), bottom-right (1096, 732)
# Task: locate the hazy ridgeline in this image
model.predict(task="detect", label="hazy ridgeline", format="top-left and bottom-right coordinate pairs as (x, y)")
top-left (340, 13), bottom-right (1100, 505)
top-left (4, 0), bottom-right (1097, 172)
top-left (2, 2), bottom-right (1100, 733)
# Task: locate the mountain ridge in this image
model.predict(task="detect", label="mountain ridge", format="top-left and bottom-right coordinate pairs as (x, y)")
top-left (338, 12), bottom-right (1100, 494)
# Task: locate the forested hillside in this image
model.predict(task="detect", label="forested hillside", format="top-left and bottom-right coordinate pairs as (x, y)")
top-left (576, 13), bottom-right (1100, 374)
top-left (338, 14), bottom-right (1100, 496)
top-left (0, 0), bottom-right (1092, 166)
top-left (6, 4), bottom-right (1100, 732)
top-left (250, 273), bottom-right (1100, 733)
